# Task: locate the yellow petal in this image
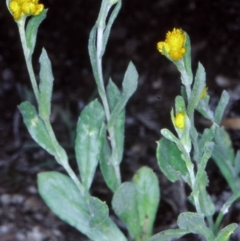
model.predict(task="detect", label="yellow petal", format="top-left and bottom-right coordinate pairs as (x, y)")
top-left (21, 2), bottom-right (36, 15)
top-left (174, 112), bottom-right (185, 129)
top-left (33, 4), bottom-right (44, 15)
top-left (9, 0), bottom-right (22, 20)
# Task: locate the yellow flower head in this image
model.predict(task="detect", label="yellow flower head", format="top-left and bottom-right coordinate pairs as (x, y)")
top-left (9, 0), bottom-right (44, 20)
top-left (157, 28), bottom-right (186, 61)
top-left (200, 86), bottom-right (208, 99)
top-left (174, 112), bottom-right (185, 129)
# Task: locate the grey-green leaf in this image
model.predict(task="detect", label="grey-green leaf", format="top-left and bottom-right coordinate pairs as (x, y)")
top-left (75, 99), bottom-right (105, 190)
top-left (26, 9), bottom-right (47, 55)
top-left (18, 101), bottom-right (56, 156)
top-left (112, 167), bottom-right (160, 240)
top-left (107, 79), bottom-right (121, 110)
top-left (212, 127), bottom-right (238, 192)
top-left (88, 25), bottom-right (101, 86)
top-left (38, 171), bottom-right (127, 241)
top-left (157, 137), bottom-right (188, 182)
top-left (148, 229), bottom-right (189, 241)
top-left (177, 212), bottom-right (214, 241)
top-left (112, 182), bottom-right (141, 240)
top-left (99, 123), bottom-right (120, 192)
top-left (198, 187), bottom-right (215, 216)
top-left (234, 150), bottom-right (240, 176)
top-left (198, 125), bottom-right (216, 159)
top-left (19, 102), bottom-right (68, 166)
top-left (101, 1), bottom-right (122, 55)
top-left (109, 62), bottom-right (138, 128)
top-left (213, 223), bottom-right (238, 241)
top-left (160, 129), bottom-right (187, 157)
top-left (188, 62), bottom-right (206, 116)
top-left (214, 90), bottom-right (229, 125)
top-left (133, 167), bottom-right (160, 240)
top-left (88, 196), bottom-right (109, 228)
top-left (39, 48), bottom-right (54, 119)
top-left (183, 33), bottom-right (193, 86)
top-left (197, 95), bottom-right (215, 122)
top-left (107, 79), bottom-right (125, 164)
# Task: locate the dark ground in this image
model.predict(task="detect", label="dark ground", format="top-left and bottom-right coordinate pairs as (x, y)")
top-left (1, 0), bottom-right (240, 240)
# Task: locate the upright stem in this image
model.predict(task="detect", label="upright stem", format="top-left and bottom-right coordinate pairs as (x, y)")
top-left (17, 18), bottom-right (40, 103)
top-left (16, 12), bottom-right (85, 197)
top-left (95, 3), bottom-right (121, 185)
top-left (96, 26), bottom-right (111, 122)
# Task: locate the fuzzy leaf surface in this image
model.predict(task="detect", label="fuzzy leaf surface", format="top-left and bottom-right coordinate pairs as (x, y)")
top-left (75, 99), bottom-right (105, 190)
top-left (26, 9), bottom-right (47, 55)
top-left (177, 212), bottom-right (214, 241)
top-left (38, 171), bottom-right (127, 241)
top-left (112, 182), bottom-right (141, 240)
top-left (39, 48), bottom-right (54, 118)
top-left (133, 167), bottom-right (160, 240)
top-left (157, 137), bottom-right (188, 182)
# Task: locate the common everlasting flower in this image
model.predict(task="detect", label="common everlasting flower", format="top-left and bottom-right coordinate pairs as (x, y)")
top-left (200, 86), bottom-right (208, 99)
top-left (9, 0), bottom-right (44, 20)
top-left (157, 28), bottom-right (186, 61)
top-left (174, 112), bottom-right (185, 129)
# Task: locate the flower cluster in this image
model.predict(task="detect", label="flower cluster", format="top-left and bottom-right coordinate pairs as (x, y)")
top-left (157, 28), bottom-right (186, 61)
top-left (174, 112), bottom-right (185, 129)
top-left (9, 0), bottom-right (44, 20)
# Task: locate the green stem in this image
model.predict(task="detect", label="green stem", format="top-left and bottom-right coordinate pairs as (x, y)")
top-left (96, 26), bottom-right (111, 122)
top-left (207, 216), bottom-right (215, 234)
top-left (17, 18), bottom-right (40, 103)
top-left (95, 3), bottom-right (121, 185)
top-left (43, 118), bottom-right (85, 196)
top-left (214, 211), bottom-right (224, 235)
top-left (64, 163), bottom-right (86, 197)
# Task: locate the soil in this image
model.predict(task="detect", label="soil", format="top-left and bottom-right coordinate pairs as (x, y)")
top-left (1, 0), bottom-right (240, 240)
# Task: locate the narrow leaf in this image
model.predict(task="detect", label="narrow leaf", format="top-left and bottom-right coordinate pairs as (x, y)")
top-left (183, 33), bottom-right (193, 86)
top-left (107, 79), bottom-right (125, 164)
top-left (188, 62), bottom-right (206, 116)
top-left (18, 101), bottom-right (55, 156)
top-left (133, 167), bottom-right (160, 240)
top-left (109, 62), bottom-right (138, 128)
top-left (26, 9), bottom-right (47, 55)
top-left (198, 187), bottom-right (215, 216)
top-left (19, 101), bottom-right (68, 165)
top-left (148, 229), bottom-right (189, 241)
top-left (99, 123), bottom-right (120, 192)
top-left (101, 1), bottom-right (122, 55)
top-left (193, 142), bottom-right (214, 197)
top-left (75, 99), bottom-right (105, 190)
top-left (198, 125), bottom-right (216, 159)
top-left (213, 223), bottom-right (238, 241)
top-left (88, 25), bottom-right (101, 86)
top-left (214, 90), bottom-right (230, 125)
top-left (177, 212), bottom-right (214, 241)
top-left (212, 127), bottom-right (238, 192)
top-left (234, 150), bottom-right (240, 176)
top-left (197, 95), bottom-right (215, 122)
top-left (39, 48), bottom-right (54, 118)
